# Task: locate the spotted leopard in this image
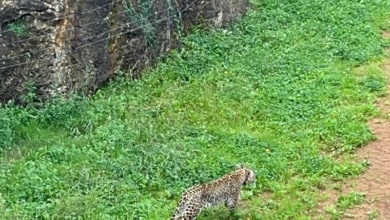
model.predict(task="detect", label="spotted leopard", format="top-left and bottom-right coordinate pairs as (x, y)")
top-left (170, 165), bottom-right (256, 220)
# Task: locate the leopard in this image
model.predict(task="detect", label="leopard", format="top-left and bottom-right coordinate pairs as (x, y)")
top-left (170, 165), bottom-right (256, 220)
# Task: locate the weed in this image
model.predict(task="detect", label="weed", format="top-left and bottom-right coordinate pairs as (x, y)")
top-left (337, 192), bottom-right (365, 210)
top-left (6, 21), bottom-right (28, 37)
top-left (122, 0), bottom-right (157, 48)
top-left (0, 107), bottom-right (18, 150)
top-left (327, 192), bottom-right (365, 219)
top-left (20, 81), bottom-right (37, 104)
top-left (368, 209), bottom-right (379, 220)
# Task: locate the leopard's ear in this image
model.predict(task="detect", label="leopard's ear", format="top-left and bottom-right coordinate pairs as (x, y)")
top-left (235, 164), bottom-right (244, 169)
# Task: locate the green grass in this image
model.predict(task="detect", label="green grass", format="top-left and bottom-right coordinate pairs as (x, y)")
top-left (326, 192), bottom-right (365, 219)
top-left (1, 0), bottom-right (390, 219)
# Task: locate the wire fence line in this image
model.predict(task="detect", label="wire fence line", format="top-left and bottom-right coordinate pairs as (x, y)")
top-left (0, 2), bottom-right (181, 49)
top-left (0, 0), bottom-right (198, 71)
top-left (0, 0), bottom-right (121, 35)
top-left (0, 5), bottom-right (178, 61)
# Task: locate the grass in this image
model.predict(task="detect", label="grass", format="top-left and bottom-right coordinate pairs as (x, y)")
top-left (1, 0), bottom-right (390, 219)
top-left (326, 192), bottom-right (365, 219)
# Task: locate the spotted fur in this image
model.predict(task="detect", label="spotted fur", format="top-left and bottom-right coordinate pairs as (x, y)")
top-left (170, 165), bottom-right (256, 220)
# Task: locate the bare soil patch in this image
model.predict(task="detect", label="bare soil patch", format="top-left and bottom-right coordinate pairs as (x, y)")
top-left (382, 31), bottom-right (390, 40)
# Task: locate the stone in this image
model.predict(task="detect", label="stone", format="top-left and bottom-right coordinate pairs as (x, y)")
top-left (0, 0), bottom-right (249, 104)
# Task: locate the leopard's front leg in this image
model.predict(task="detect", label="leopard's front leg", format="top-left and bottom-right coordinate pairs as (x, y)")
top-left (225, 192), bottom-right (240, 210)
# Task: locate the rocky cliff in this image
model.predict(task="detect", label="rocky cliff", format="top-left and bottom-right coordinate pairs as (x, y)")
top-left (0, 0), bottom-right (249, 104)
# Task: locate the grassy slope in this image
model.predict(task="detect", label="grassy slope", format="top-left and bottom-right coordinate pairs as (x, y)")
top-left (1, 0), bottom-right (390, 219)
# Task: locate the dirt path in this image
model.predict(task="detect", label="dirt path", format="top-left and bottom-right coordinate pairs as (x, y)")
top-left (339, 33), bottom-right (390, 219)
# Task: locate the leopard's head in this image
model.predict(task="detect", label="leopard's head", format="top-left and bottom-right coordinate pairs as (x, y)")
top-left (243, 168), bottom-right (256, 185)
top-left (236, 164), bottom-right (256, 185)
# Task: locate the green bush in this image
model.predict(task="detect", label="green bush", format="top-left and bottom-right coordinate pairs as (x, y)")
top-left (0, 108), bottom-right (17, 149)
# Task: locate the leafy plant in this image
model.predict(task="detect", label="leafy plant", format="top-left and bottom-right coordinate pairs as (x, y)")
top-left (0, 108), bottom-right (18, 150)
top-left (327, 192), bottom-right (365, 219)
top-left (122, 0), bottom-right (157, 48)
top-left (6, 21), bottom-right (28, 37)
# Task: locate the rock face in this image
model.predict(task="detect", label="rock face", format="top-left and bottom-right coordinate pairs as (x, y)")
top-left (0, 0), bottom-right (249, 104)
